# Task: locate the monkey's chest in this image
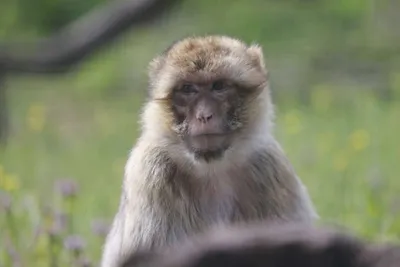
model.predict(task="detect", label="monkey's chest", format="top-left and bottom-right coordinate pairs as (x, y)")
top-left (200, 195), bottom-right (235, 222)
top-left (162, 176), bottom-right (270, 245)
top-left (165, 194), bottom-right (234, 240)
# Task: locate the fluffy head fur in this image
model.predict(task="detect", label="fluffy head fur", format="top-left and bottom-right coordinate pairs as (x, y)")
top-left (148, 35), bottom-right (267, 98)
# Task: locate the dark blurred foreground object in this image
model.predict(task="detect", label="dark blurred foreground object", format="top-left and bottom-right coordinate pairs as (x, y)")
top-left (120, 222), bottom-right (400, 267)
top-left (0, 0), bottom-right (183, 145)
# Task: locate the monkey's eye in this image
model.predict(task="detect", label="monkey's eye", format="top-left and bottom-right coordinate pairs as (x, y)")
top-left (180, 84), bottom-right (197, 94)
top-left (211, 80), bottom-right (226, 92)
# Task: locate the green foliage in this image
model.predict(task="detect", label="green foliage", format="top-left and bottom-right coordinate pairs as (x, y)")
top-left (15, 0), bottom-right (107, 34)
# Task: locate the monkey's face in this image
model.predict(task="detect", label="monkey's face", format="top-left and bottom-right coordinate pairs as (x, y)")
top-left (171, 79), bottom-right (243, 160)
top-left (147, 36), bottom-right (269, 161)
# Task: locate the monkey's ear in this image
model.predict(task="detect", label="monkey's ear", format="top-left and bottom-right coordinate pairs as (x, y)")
top-left (246, 44), bottom-right (267, 72)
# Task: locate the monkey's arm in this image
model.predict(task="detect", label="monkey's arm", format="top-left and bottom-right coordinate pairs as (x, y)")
top-left (101, 191), bottom-right (128, 267)
top-left (101, 182), bottom-right (163, 267)
top-left (101, 145), bottom-right (176, 267)
top-left (254, 142), bottom-right (318, 223)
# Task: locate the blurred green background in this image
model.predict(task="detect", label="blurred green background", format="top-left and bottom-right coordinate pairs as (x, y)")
top-left (1, 0), bottom-right (400, 266)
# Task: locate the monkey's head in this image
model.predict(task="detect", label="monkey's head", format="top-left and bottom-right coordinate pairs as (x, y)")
top-left (143, 35), bottom-right (270, 162)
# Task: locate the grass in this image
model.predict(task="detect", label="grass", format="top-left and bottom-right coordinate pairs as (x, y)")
top-left (1, 73), bottom-right (400, 266)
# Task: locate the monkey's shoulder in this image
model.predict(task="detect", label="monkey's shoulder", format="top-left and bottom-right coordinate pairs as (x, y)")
top-left (126, 144), bottom-right (178, 180)
top-left (230, 145), bottom-right (304, 197)
top-left (245, 146), bottom-right (295, 173)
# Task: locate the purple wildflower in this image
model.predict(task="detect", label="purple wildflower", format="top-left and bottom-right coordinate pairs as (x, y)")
top-left (54, 179), bottom-right (79, 198)
top-left (64, 235), bottom-right (86, 252)
top-left (49, 211), bottom-right (68, 236)
top-left (91, 219), bottom-right (110, 237)
top-left (78, 256), bottom-right (92, 267)
top-left (4, 236), bottom-right (21, 266)
top-left (0, 191), bottom-right (12, 212)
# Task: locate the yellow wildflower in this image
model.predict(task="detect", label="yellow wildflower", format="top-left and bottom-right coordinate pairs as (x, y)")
top-left (310, 84), bottom-right (333, 113)
top-left (0, 173), bottom-right (20, 192)
top-left (316, 132), bottom-right (335, 156)
top-left (284, 110), bottom-right (303, 135)
top-left (32, 235), bottom-right (49, 259)
top-left (349, 129), bottom-right (370, 151)
top-left (0, 164), bottom-right (4, 179)
top-left (0, 165), bottom-right (4, 189)
top-left (26, 103), bottom-right (46, 133)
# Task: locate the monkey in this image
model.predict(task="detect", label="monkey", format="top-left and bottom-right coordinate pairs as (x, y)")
top-left (101, 35), bottom-right (318, 267)
top-left (119, 222), bottom-right (400, 267)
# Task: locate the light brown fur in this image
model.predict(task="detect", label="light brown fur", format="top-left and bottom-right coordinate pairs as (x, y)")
top-left (101, 35), bottom-right (318, 267)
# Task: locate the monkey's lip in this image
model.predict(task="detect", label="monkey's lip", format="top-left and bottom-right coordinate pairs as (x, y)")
top-left (187, 133), bottom-right (231, 151)
top-left (191, 133), bottom-right (227, 137)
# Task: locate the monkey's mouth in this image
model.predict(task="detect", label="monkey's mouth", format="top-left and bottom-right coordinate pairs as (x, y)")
top-left (185, 134), bottom-right (231, 160)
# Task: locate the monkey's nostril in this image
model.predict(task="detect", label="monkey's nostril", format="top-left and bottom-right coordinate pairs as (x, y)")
top-left (197, 113), bottom-right (213, 123)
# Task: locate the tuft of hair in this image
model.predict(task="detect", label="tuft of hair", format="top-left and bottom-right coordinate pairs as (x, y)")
top-left (148, 35), bottom-right (267, 99)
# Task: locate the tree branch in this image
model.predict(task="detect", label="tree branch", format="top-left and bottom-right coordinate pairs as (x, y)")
top-left (0, 0), bottom-right (182, 74)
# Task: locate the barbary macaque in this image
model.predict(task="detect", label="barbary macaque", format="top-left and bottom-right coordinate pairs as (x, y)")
top-left (101, 35), bottom-right (318, 267)
top-left (119, 223), bottom-right (400, 267)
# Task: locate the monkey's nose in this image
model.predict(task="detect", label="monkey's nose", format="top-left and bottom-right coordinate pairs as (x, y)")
top-left (197, 113), bottom-right (213, 123)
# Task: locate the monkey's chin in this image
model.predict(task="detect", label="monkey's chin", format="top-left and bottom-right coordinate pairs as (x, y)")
top-left (186, 135), bottom-right (231, 162)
